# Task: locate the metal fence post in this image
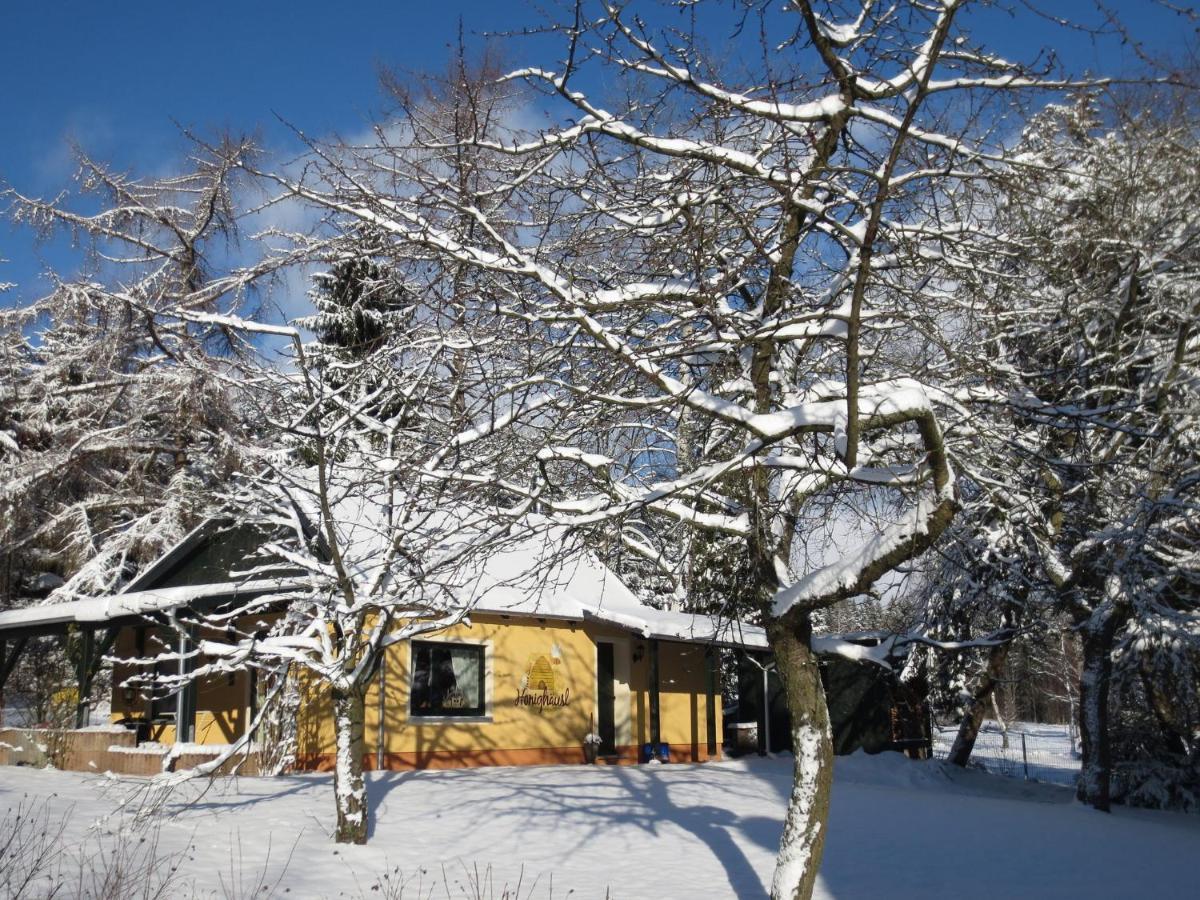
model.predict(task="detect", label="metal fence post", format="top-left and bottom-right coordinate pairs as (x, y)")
top-left (1021, 733), bottom-right (1029, 781)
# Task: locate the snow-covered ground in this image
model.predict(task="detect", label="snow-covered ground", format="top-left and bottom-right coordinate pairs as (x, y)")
top-left (933, 721), bottom-right (1081, 788)
top-left (0, 698), bottom-right (111, 729)
top-left (2, 753), bottom-right (1197, 899)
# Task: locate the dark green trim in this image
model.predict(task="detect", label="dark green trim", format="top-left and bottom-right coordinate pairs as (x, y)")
top-left (704, 648), bottom-right (718, 757)
top-left (120, 519), bottom-right (229, 593)
top-left (248, 666), bottom-right (259, 725)
top-left (648, 638), bottom-right (661, 750)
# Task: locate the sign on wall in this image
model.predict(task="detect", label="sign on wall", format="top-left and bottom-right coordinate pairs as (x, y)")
top-left (516, 644), bottom-right (571, 713)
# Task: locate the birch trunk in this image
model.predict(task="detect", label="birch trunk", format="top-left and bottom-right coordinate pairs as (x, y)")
top-left (947, 639), bottom-right (1011, 767)
top-left (768, 614), bottom-right (834, 900)
top-left (991, 692), bottom-right (1010, 749)
top-left (1061, 632), bottom-right (1080, 753)
top-left (332, 685), bottom-right (368, 844)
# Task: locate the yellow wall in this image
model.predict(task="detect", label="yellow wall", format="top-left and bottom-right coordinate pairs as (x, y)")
top-left (113, 614), bottom-right (722, 768)
top-left (111, 625), bottom-right (252, 745)
top-left (631, 641), bottom-right (721, 762)
top-left (296, 615), bottom-right (722, 767)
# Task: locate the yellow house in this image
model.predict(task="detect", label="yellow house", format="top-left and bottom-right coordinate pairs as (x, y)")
top-left (1, 521), bottom-right (765, 771)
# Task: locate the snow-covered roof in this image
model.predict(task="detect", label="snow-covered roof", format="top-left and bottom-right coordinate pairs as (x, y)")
top-left (282, 471), bottom-right (771, 648)
top-left (0, 578), bottom-right (311, 635)
top-left (0, 514), bottom-right (768, 649)
top-left (449, 538), bottom-right (767, 648)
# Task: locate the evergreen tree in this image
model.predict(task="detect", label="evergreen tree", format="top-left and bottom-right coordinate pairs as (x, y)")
top-left (945, 92), bottom-right (1200, 809)
top-left (302, 249), bottom-right (411, 364)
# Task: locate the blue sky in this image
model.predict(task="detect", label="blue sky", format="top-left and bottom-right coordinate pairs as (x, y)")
top-left (1, 0), bottom-right (1194, 309)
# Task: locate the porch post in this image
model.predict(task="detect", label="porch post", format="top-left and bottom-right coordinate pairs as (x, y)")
top-left (705, 648), bottom-right (718, 758)
top-left (176, 628), bottom-right (198, 743)
top-left (376, 649), bottom-right (387, 771)
top-left (760, 659), bottom-right (771, 755)
top-left (752, 652), bottom-right (770, 756)
top-left (247, 665), bottom-right (258, 727)
top-left (75, 628), bottom-right (95, 728)
top-left (648, 638), bottom-right (661, 754)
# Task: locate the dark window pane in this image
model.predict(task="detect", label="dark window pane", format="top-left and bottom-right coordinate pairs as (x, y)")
top-left (409, 641), bottom-right (485, 717)
top-left (149, 633), bottom-right (177, 723)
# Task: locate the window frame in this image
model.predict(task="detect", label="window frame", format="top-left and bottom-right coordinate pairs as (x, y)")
top-left (146, 630), bottom-right (179, 724)
top-left (407, 638), bottom-right (492, 722)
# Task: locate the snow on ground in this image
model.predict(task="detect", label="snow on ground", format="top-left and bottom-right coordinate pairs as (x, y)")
top-left (2, 753), bottom-right (1197, 899)
top-left (933, 720), bottom-right (1081, 788)
top-left (1, 698), bottom-right (111, 729)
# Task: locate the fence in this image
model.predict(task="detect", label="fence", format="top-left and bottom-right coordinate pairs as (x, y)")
top-left (932, 721), bottom-right (1081, 788)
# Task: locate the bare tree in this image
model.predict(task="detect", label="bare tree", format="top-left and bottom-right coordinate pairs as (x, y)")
top-left (237, 3), bottom-right (1104, 894)
top-left (109, 61), bottom-right (559, 842)
top-left (1, 139), bottom-right (283, 609)
top-left (86, 288), bottom-right (550, 842)
top-left (1, 142), bottom-right (289, 728)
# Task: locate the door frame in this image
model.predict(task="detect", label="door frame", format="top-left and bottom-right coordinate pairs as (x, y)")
top-left (595, 640), bottom-right (618, 755)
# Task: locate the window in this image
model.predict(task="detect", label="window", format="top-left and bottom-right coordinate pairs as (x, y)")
top-left (146, 631), bottom-right (177, 723)
top-left (410, 641), bottom-right (486, 718)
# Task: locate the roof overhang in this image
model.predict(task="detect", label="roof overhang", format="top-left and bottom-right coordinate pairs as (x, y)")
top-left (0, 578), bottom-right (310, 639)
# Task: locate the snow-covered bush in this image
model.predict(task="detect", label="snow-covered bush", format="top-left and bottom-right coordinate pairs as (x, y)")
top-left (1112, 759), bottom-right (1200, 814)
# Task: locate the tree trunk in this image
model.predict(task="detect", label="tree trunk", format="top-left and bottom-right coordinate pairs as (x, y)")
top-left (947, 639), bottom-right (1012, 767)
top-left (332, 684), bottom-right (368, 844)
top-left (1076, 605), bottom-right (1122, 812)
top-left (768, 614), bottom-right (834, 900)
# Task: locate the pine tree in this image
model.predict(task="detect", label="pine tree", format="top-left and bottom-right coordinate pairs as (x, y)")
top-left (302, 249), bottom-right (410, 364)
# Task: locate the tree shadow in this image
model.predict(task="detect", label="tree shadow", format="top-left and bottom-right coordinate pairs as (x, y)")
top-left (166, 771), bottom-right (331, 815)
top-left (375, 759), bottom-right (788, 897)
top-left (366, 770), bottom-right (419, 838)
